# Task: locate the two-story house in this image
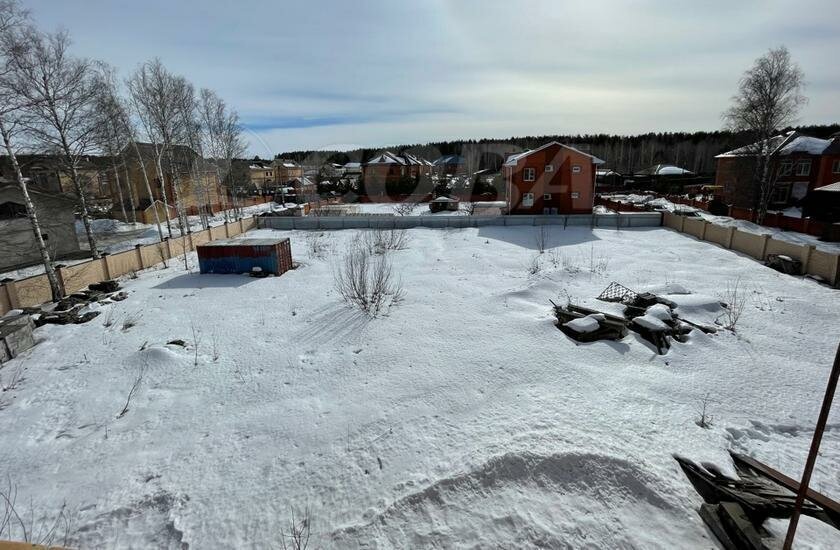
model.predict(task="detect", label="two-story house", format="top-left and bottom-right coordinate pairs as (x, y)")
top-left (503, 142), bottom-right (604, 215)
top-left (715, 131), bottom-right (840, 209)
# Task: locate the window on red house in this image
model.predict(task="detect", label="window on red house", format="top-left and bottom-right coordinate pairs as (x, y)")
top-left (524, 168), bottom-right (535, 182)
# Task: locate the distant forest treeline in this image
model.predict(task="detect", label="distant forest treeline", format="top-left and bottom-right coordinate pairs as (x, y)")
top-left (273, 124), bottom-right (840, 175)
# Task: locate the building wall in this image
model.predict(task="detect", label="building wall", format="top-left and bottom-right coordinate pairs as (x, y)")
top-left (0, 188), bottom-right (80, 270)
top-left (506, 144), bottom-right (596, 214)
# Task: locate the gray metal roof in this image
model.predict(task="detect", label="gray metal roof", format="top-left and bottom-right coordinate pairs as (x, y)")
top-left (198, 238), bottom-right (289, 247)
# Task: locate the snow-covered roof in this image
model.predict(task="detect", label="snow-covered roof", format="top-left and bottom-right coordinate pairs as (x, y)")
top-left (635, 164), bottom-right (694, 176)
top-left (813, 182), bottom-right (840, 193)
top-left (777, 136), bottom-right (832, 155)
top-left (503, 141), bottom-right (605, 167)
top-left (365, 151), bottom-right (432, 166)
top-left (432, 155), bottom-right (465, 166)
top-left (343, 162), bottom-right (361, 168)
top-left (430, 196), bottom-right (459, 202)
top-left (713, 131), bottom-right (833, 159)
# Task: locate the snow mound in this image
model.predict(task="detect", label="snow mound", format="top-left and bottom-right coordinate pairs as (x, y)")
top-left (129, 345), bottom-right (184, 368)
top-left (331, 452), bottom-right (680, 548)
top-left (666, 294), bottom-right (725, 325)
top-left (644, 283), bottom-right (690, 295)
top-left (564, 314), bottom-right (604, 333)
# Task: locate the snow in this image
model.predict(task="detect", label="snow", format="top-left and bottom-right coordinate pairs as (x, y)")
top-left (564, 313), bottom-right (603, 333)
top-left (1, 225), bottom-right (839, 548)
top-left (778, 136), bottom-right (832, 156)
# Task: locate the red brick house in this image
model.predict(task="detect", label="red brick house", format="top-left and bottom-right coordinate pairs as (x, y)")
top-left (715, 131), bottom-right (840, 209)
top-left (362, 151), bottom-right (433, 198)
top-left (503, 142), bottom-right (604, 214)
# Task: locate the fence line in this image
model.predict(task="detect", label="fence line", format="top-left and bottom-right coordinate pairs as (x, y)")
top-left (663, 212), bottom-right (840, 287)
top-left (257, 212), bottom-right (664, 230)
top-left (0, 217), bottom-right (259, 315)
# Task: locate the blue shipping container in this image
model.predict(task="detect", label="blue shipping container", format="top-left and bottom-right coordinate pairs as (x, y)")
top-left (196, 238), bottom-right (293, 275)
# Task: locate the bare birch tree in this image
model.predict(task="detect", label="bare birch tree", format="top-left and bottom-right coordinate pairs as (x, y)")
top-left (7, 27), bottom-right (101, 257)
top-left (723, 46), bottom-right (806, 223)
top-left (198, 88), bottom-right (245, 221)
top-left (0, 0), bottom-right (62, 299)
top-left (92, 65), bottom-right (134, 223)
top-left (128, 60), bottom-right (193, 237)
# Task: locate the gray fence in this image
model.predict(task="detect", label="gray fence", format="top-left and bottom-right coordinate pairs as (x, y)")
top-left (256, 212), bottom-right (663, 230)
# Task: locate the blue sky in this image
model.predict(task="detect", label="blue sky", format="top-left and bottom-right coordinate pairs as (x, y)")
top-left (23, 0), bottom-right (840, 156)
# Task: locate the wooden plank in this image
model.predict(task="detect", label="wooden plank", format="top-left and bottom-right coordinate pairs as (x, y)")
top-left (732, 453), bottom-right (840, 518)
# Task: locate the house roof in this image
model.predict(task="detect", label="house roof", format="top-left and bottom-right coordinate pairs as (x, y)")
top-left (430, 196), bottom-right (459, 202)
top-left (813, 182), bottom-right (840, 193)
top-left (713, 131), bottom-right (838, 159)
top-left (432, 155), bottom-right (465, 166)
top-left (364, 151), bottom-right (432, 166)
top-left (503, 141), bottom-right (605, 167)
top-left (0, 183), bottom-right (77, 205)
top-left (634, 164), bottom-right (694, 176)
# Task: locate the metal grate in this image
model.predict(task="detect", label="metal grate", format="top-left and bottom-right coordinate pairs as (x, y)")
top-left (597, 282), bottom-right (638, 303)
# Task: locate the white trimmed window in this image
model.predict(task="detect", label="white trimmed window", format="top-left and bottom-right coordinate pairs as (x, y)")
top-left (543, 193), bottom-right (552, 200)
top-left (571, 192), bottom-right (580, 199)
top-left (524, 167), bottom-right (536, 181)
top-left (522, 192), bottom-right (534, 207)
top-left (795, 160), bottom-right (811, 176)
top-left (833, 159), bottom-right (840, 174)
top-left (545, 164), bottom-right (554, 172)
top-left (779, 160), bottom-right (793, 176)
top-left (572, 165), bottom-right (582, 174)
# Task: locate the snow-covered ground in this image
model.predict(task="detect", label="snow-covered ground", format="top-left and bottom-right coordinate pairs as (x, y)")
top-left (1, 225), bottom-right (838, 548)
top-left (604, 193), bottom-right (840, 254)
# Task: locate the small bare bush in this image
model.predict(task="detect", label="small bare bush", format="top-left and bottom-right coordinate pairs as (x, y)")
top-left (305, 232), bottom-right (329, 259)
top-left (0, 479), bottom-right (74, 547)
top-left (587, 244), bottom-right (609, 275)
top-left (717, 277), bottom-right (747, 331)
top-left (121, 311), bottom-right (143, 332)
top-left (334, 241), bottom-right (404, 317)
top-left (280, 506), bottom-right (311, 550)
top-left (364, 228), bottom-right (409, 255)
top-left (696, 392), bottom-right (715, 429)
top-left (117, 359), bottom-right (148, 419)
top-left (392, 202), bottom-right (415, 216)
top-left (535, 226), bottom-right (548, 254)
top-left (527, 255), bottom-right (542, 276)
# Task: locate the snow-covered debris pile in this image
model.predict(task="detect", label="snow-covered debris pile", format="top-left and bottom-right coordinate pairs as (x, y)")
top-left (564, 313), bottom-right (604, 333)
top-left (632, 303), bottom-right (673, 332)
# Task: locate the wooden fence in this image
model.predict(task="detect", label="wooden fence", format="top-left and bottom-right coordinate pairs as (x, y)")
top-left (663, 212), bottom-right (840, 287)
top-left (0, 217), bottom-right (259, 315)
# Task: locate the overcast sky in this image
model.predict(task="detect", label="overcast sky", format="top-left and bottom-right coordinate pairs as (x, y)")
top-left (23, 0), bottom-right (840, 156)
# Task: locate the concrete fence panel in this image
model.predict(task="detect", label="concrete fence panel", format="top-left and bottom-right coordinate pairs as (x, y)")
top-left (730, 230), bottom-right (766, 260)
top-left (14, 276), bottom-right (53, 308)
top-left (807, 249), bottom-right (840, 284)
top-left (683, 218), bottom-right (706, 239)
top-left (705, 223), bottom-right (730, 248)
top-left (61, 260), bottom-right (107, 294)
top-left (141, 242), bottom-right (167, 266)
top-left (108, 249), bottom-right (142, 275)
top-left (765, 238), bottom-right (809, 264)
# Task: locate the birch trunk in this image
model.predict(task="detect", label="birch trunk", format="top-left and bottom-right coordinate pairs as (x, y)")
top-left (130, 141), bottom-right (163, 239)
top-left (111, 157), bottom-right (128, 222)
top-left (0, 117), bottom-right (63, 300)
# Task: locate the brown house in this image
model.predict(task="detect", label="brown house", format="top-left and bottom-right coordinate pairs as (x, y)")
top-left (119, 142), bottom-right (224, 218)
top-left (503, 142), bottom-right (604, 215)
top-left (715, 131), bottom-right (840, 209)
top-left (362, 152), bottom-right (433, 198)
top-left (273, 159), bottom-right (304, 184)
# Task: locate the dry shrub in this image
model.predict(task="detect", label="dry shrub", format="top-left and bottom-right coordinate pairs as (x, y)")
top-left (364, 228), bottom-right (409, 255)
top-left (334, 238), bottom-right (404, 317)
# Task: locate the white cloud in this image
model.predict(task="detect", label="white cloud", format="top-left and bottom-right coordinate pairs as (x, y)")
top-left (24, 0), bottom-right (840, 154)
